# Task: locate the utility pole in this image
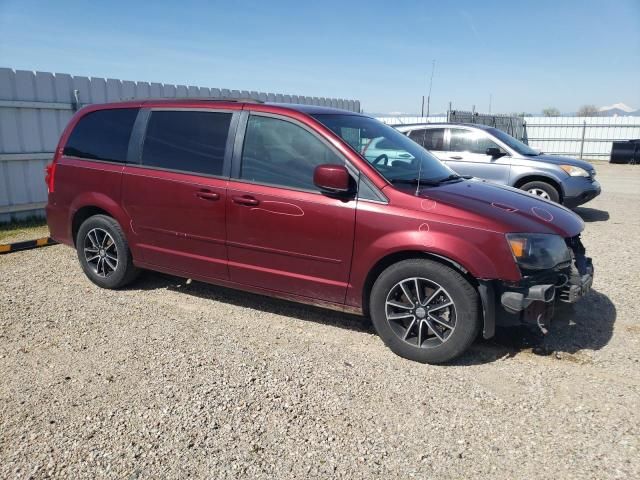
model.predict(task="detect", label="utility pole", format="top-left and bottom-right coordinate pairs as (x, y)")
top-left (426, 60), bottom-right (436, 119)
top-left (421, 95), bottom-right (425, 117)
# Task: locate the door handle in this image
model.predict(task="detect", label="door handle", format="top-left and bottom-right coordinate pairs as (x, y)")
top-left (449, 155), bottom-right (463, 160)
top-left (195, 190), bottom-right (220, 201)
top-left (232, 195), bottom-right (259, 206)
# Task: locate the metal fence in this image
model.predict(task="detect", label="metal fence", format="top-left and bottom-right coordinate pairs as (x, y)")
top-left (377, 116), bottom-right (447, 125)
top-left (447, 111), bottom-right (527, 143)
top-left (377, 115), bottom-right (640, 161)
top-left (525, 116), bottom-right (640, 160)
top-left (0, 68), bottom-right (360, 223)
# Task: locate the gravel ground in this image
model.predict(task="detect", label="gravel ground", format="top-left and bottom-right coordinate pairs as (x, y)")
top-left (1, 163), bottom-right (639, 479)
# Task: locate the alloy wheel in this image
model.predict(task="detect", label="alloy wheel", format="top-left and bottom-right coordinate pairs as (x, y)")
top-left (385, 277), bottom-right (456, 348)
top-left (84, 228), bottom-right (118, 277)
top-left (527, 188), bottom-right (550, 200)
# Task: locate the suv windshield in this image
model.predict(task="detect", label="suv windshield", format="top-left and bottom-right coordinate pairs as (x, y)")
top-left (487, 127), bottom-right (540, 156)
top-left (312, 114), bottom-right (454, 184)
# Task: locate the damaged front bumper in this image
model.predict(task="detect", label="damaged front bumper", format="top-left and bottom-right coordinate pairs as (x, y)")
top-left (479, 236), bottom-right (594, 337)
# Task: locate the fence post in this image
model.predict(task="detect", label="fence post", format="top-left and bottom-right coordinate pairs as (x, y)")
top-left (579, 120), bottom-right (587, 159)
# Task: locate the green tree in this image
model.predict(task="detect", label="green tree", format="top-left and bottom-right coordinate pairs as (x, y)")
top-left (542, 107), bottom-right (560, 117)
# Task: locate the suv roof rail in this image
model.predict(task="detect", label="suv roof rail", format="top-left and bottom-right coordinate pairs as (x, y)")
top-left (139, 96), bottom-right (264, 104)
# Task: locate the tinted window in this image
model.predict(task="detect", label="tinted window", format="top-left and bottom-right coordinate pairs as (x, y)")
top-left (241, 115), bottom-right (343, 191)
top-left (142, 111), bottom-right (231, 175)
top-left (64, 108), bottom-right (138, 162)
top-left (409, 128), bottom-right (445, 150)
top-left (449, 128), bottom-right (503, 154)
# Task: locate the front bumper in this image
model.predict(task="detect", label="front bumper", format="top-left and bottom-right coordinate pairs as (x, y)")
top-left (563, 179), bottom-right (601, 208)
top-left (484, 236), bottom-right (594, 334)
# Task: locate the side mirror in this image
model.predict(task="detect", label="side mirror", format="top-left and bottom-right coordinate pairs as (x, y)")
top-left (313, 164), bottom-right (351, 194)
top-left (486, 147), bottom-right (503, 158)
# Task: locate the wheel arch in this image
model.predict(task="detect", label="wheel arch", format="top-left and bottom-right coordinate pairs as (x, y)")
top-left (361, 250), bottom-right (478, 318)
top-left (69, 193), bottom-right (131, 247)
top-left (513, 174), bottom-right (564, 202)
top-left (361, 249), bottom-right (498, 340)
top-left (71, 206), bottom-right (112, 246)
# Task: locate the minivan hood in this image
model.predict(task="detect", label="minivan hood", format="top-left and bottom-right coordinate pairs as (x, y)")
top-left (398, 179), bottom-right (584, 238)
top-left (522, 153), bottom-right (594, 172)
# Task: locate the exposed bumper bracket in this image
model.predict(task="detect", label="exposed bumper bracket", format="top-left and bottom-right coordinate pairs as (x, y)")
top-left (500, 283), bottom-right (556, 313)
top-left (478, 280), bottom-right (496, 339)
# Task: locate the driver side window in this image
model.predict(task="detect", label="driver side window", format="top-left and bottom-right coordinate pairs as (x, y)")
top-left (449, 128), bottom-right (503, 155)
top-left (240, 115), bottom-right (344, 191)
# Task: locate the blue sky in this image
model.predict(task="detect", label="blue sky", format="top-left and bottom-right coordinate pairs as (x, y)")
top-left (1, 0), bottom-right (638, 114)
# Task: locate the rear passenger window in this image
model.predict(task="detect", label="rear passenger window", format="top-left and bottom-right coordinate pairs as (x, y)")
top-left (409, 128), bottom-right (445, 151)
top-left (142, 111), bottom-right (232, 176)
top-left (241, 115), bottom-right (343, 191)
top-left (64, 108), bottom-right (138, 162)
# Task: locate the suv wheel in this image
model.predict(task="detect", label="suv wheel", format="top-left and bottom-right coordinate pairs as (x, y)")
top-left (76, 214), bottom-right (140, 289)
top-left (520, 181), bottom-right (560, 203)
top-left (369, 259), bottom-right (479, 364)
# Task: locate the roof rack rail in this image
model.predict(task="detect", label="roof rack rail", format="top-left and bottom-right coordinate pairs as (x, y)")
top-left (139, 96), bottom-right (264, 104)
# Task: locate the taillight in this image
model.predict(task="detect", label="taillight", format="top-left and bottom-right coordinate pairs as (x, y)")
top-left (46, 147), bottom-right (63, 194)
top-left (45, 161), bottom-right (57, 193)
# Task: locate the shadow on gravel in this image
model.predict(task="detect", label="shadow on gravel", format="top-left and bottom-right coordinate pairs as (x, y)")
top-left (131, 271), bottom-right (374, 335)
top-left (573, 206), bottom-right (610, 223)
top-left (455, 289), bottom-right (616, 366)
top-left (130, 273), bottom-right (615, 366)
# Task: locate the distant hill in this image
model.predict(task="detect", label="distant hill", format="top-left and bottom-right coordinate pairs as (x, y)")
top-left (597, 103), bottom-right (638, 117)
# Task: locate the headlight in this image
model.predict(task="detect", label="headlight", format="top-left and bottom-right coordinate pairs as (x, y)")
top-left (506, 233), bottom-right (571, 270)
top-left (560, 165), bottom-right (589, 177)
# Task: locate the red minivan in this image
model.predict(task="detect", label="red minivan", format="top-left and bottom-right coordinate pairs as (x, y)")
top-left (46, 99), bottom-right (594, 363)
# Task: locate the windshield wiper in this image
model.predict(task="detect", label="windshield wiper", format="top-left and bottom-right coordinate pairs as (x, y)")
top-left (435, 174), bottom-right (464, 183)
top-left (390, 178), bottom-right (441, 186)
top-left (390, 174), bottom-right (467, 187)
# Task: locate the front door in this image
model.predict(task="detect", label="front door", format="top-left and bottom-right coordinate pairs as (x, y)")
top-left (122, 109), bottom-right (236, 280)
top-left (226, 113), bottom-right (356, 304)
top-left (443, 128), bottom-right (511, 185)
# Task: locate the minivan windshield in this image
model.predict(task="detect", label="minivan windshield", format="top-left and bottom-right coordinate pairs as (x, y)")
top-left (312, 114), bottom-right (455, 184)
top-left (487, 127), bottom-right (541, 156)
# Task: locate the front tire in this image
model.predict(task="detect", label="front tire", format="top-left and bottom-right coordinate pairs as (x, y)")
top-left (369, 259), bottom-right (480, 364)
top-left (520, 180), bottom-right (560, 203)
top-left (76, 214), bottom-right (140, 289)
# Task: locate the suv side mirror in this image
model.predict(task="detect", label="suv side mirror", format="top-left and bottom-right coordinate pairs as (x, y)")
top-left (313, 164), bottom-right (351, 194)
top-left (486, 147), bottom-right (503, 158)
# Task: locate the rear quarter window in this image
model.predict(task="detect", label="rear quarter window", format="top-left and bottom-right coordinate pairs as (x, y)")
top-left (63, 108), bottom-right (139, 163)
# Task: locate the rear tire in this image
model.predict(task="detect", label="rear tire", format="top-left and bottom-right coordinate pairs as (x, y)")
top-left (369, 259), bottom-right (480, 364)
top-left (520, 180), bottom-right (560, 203)
top-left (76, 214), bottom-right (140, 289)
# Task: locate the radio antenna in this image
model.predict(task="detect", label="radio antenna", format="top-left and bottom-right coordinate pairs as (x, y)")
top-left (426, 60), bottom-right (436, 118)
top-left (415, 152), bottom-right (424, 195)
top-left (417, 60), bottom-right (435, 195)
